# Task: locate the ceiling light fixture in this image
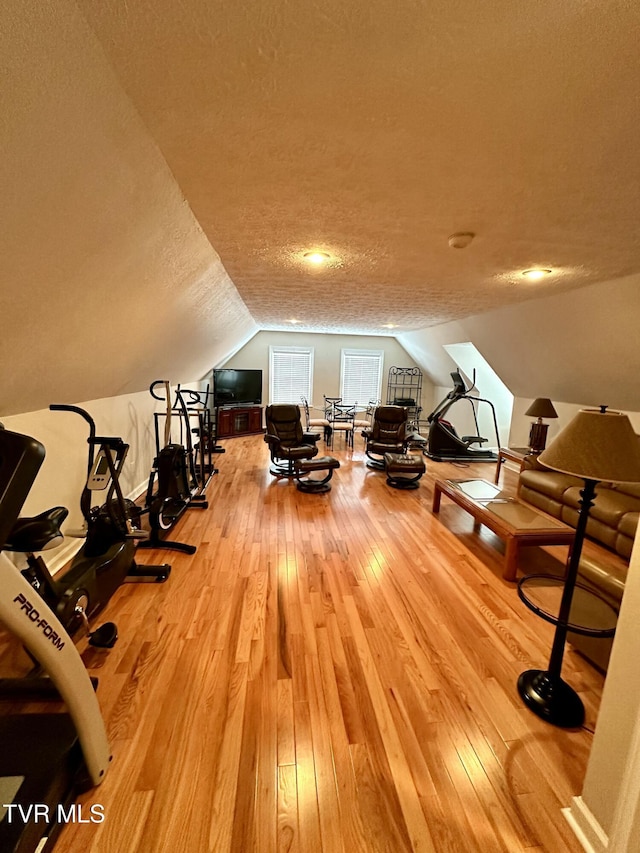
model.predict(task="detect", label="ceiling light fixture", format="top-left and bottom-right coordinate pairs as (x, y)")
top-left (448, 232), bottom-right (475, 249)
top-left (382, 323), bottom-right (397, 329)
top-left (303, 251), bottom-right (330, 265)
top-left (522, 268), bottom-right (552, 281)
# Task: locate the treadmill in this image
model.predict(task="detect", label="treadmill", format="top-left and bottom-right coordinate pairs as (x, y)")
top-left (0, 428), bottom-right (111, 852)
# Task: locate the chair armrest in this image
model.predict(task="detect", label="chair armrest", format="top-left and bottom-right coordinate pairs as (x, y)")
top-left (303, 431), bottom-right (321, 444)
top-left (264, 433), bottom-right (280, 449)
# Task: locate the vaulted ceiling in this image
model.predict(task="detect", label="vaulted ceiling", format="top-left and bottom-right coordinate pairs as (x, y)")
top-left (77, 0), bottom-right (640, 334)
top-left (3, 1), bottom-right (640, 416)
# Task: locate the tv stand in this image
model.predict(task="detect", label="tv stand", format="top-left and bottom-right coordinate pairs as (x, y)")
top-left (216, 405), bottom-right (263, 438)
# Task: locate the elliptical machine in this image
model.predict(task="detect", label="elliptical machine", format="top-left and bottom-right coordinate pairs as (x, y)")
top-left (3, 405), bottom-right (170, 655)
top-left (178, 382), bottom-right (224, 483)
top-left (425, 369), bottom-right (500, 462)
top-left (138, 381), bottom-right (209, 555)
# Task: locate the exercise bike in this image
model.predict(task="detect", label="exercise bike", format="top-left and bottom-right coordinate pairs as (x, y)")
top-left (0, 426), bottom-right (111, 853)
top-left (425, 369), bottom-right (500, 462)
top-left (138, 381), bottom-right (210, 555)
top-left (2, 405), bottom-right (171, 668)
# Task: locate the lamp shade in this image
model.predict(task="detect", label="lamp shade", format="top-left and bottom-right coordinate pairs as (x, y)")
top-left (524, 398), bottom-right (558, 419)
top-left (538, 408), bottom-right (640, 483)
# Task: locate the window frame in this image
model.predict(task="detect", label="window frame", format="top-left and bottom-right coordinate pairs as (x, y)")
top-left (339, 348), bottom-right (384, 406)
top-left (269, 345), bottom-right (315, 405)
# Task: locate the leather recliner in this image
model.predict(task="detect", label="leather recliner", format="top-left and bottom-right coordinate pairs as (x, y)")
top-left (264, 404), bottom-right (319, 477)
top-left (363, 406), bottom-right (408, 469)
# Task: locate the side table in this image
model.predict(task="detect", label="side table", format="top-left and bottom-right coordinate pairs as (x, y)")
top-left (494, 446), bottom-right (536, 484)
top-left (517, 574), bottom-right (617, 726)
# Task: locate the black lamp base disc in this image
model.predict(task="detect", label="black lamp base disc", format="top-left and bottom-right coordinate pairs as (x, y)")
top-left (517, 669), bottom-right (585, 728)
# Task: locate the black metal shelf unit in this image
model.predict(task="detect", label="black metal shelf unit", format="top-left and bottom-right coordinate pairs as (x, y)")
top-left (386, 366), bottom-right (423, 432)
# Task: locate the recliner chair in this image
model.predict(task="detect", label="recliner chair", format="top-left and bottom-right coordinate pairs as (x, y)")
top-left (363, 406), bottom-right (408, 469)
top-left (264, 404), bottom-right (320, 477)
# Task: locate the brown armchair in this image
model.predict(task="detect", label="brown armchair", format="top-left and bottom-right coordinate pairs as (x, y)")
top-left (264, 404), bottom-right (319, 477)
top-left (363, 406), bottom-right (408, 469)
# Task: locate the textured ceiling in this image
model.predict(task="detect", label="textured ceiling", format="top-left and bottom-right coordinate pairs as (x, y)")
top-left (65, 1), bottom-right (640, 334)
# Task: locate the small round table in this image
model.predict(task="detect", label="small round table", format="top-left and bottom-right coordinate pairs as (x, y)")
top-left (517, 574), bottom-right (618, 727)
top-left (518, 574), bottom-right (618, 638)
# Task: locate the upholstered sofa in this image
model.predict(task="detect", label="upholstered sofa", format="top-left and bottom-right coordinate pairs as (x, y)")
top-left (519, 455), bottom-right (639, 671)
top-left (519, 455), bottom-right (640, 559)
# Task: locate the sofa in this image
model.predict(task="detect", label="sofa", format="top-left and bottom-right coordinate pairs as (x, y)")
top-left (518, 454), bottom-right (639, 671)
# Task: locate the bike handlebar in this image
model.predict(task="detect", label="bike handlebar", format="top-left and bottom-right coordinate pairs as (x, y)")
top-left (149, 380), bottom-right (170, 402)
top-left (49, 404), bottom-right (96, 437)
top-left (149, 381), bottom-right (208, 408)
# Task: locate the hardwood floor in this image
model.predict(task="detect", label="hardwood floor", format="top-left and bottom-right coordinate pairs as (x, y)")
top-left (1, 434), bottom-right (609, 852)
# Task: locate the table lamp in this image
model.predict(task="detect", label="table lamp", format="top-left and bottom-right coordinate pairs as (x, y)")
top-left (524, 398), bottom-right (558, 452)
top-left (517, 406), bottom-right (640, 727)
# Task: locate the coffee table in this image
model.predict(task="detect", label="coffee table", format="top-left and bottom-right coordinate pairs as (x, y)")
top-left (432, 478), bottom-right (575, 581)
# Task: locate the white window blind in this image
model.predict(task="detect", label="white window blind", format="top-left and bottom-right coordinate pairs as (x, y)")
top-left (340, 349), bottom-right (384, 405)
top-left (269, 346), bottom-right (314, 404)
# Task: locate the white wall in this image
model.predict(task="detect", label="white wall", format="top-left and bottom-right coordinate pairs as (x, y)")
top-left (1, 0), bottom-right (256, 418)
top-left (573, 533), bottom-right (640, 846)
top-left (2, 389), bottom-right (169, 571)
top-left (210, 330), bottom-right (432, 418)
top-left (398, 273), bottom-right (640, 413)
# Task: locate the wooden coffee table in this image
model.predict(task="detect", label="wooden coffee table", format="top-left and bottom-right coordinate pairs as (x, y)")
top-left (432, 478), bottom-right (575, 581)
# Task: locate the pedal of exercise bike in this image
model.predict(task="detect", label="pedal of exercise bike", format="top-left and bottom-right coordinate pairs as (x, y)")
top-left (125, 562), bottom-right (171, 583)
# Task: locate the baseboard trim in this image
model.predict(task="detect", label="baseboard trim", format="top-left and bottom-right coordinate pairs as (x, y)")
top-left (49, 480), bottom-right (148, 576)
top-left (47, 538), bottom-right (83, 576)
top-left (563, 797), bottom-right (609, 853)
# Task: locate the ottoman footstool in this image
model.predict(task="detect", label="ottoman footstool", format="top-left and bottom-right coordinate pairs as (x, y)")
top-left (384, 453), bottom-right (426, 490)
top-left (295, 456), bottom-right (340, 493)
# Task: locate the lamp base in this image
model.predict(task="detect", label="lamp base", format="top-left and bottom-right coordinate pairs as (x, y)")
top-left (517, 669), bottom-right (585, 728)
top-left (528, 422), bottom-right (549, 453)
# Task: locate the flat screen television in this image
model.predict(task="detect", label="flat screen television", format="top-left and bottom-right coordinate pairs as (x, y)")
top-left (213, 369), bottom-right (263, 406)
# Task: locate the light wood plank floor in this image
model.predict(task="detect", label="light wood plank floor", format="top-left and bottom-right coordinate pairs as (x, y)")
top-left (1, 433), bottom-right (611, 852)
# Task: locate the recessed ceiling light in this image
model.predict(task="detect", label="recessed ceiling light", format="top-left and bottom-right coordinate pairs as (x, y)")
top-left (522, 268), bottom-right (553, 281)
top-left (287, 318), bottom-right (300, 324)
top-left (382, 323), bottom-right (397, 329)
top-left (303, 251), bottom-right (330, 265)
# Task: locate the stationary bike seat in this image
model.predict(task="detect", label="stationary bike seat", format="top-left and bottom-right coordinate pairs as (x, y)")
top-left (5, 506), bottom-right (69, 553)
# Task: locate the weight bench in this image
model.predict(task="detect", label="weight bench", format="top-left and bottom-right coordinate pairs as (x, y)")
top-left (384, 453), bottom-right (426, 490)
top-left (294, 456), bottom-right (340, 493)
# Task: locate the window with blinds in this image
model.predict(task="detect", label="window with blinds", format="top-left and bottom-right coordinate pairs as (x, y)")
top-left (269, 346), bottom-right (314, 404)
top-left (340, 349), bottom-right (384, 405)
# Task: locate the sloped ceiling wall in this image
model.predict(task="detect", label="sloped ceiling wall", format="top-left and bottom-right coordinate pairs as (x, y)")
top-left (73, 0), bottom-right (640, 336)
top-left (399, 272), bottom-right (640, 413)
top-left (0, 0), bottom-right (257, 417)
top-left (2, 0), bottom-right (638, 421)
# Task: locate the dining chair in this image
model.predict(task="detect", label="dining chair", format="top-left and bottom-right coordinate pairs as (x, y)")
top-left (300, 397), bottom-right (332, 442)
top-left (353, 399), bottom-right (379, 441)
top-left (329, 402), bottom-right (356, 448)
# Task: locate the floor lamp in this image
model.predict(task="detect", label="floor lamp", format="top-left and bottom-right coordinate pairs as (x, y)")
top-left (517, 407), bottom-right (640, 727)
